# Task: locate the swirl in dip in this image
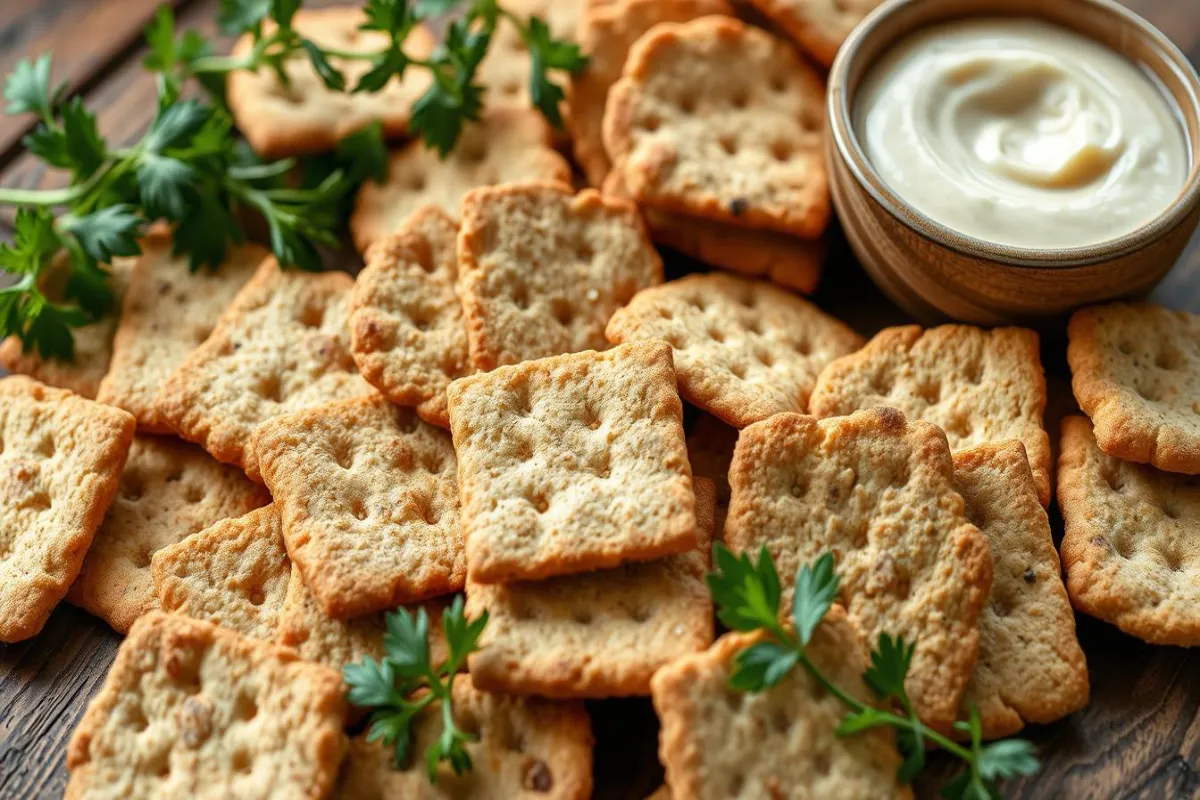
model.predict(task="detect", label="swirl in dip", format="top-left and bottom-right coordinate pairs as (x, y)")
top-left (855, 18), bottom-right (1188, 249)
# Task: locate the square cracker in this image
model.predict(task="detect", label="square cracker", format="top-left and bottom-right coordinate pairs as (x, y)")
top-left (151, 505), bottom-right (292, 644)
top-left (457, 182), bottom-right (662, 371)
top-left (66, 612), bottom-right (346, 800)
top-left (725, 408), bottom-right (992, 732)
top-left (1068, 302), bottom-right (1200, 474)
top-left (953, 442), bottom-right (1088, 739)
top-left (226, 8), bottom-right (435, 158)
top-left (0, 376), bottom-right (135, 642)
top-left (604, 16), bottom-right (830, 237)
top-left (606, 273), bottom-right (863, 428)
top-left (332, 676), bottom-right (593, 799)
top-left (650, 609), bottom-right (911, 799)
top-left (744, 0), bottom-right (884, 66)
top-left (96, 233), bottom-right (268, 432)
top-left (447, 340), bottom-right (696, 583)
top-left (155, 257), bottom-right (374, 482)
top-left (1058, 415), bottom-right (1200, 646)
top-left (68, 436), bottom-right (270, 635)
top-left (810, 324), bottom-right (1052, 506)
top-left (253, 395), bottom-right (465, 618)
top-left (465, 478), bottom-right (717, 698)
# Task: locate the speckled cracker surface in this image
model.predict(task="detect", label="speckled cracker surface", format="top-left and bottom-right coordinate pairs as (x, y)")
top-left (227, 8), bottom-right (434, 158)
top-left (650, 610), bottom-right (912, 800)
top-left (447, 340), bottom-right (696, 583)
top-left (725, 408), bottom-right (992, 732)
top-left (810, 324), bottom-right (1052, 506)
top-left (606, 273), bottom-right (862, 428)
top-left (332, 676), bottom-right (593, 799)
top-left (0, 377), bottom-right (134, 642)
top-left (1068, 302), bottom-right (1200, 474)
top-left (96, 234), bottom-right (267, 432)
top-left (156, 258), bottom-right (374, 482)
top-left (253, 395), bottom-right (464, 618)
top-left (69, 436), bottom-right (269, 635)
top-left (65, 612), bottom-right (346, 800)
top-left (744, 0), bottom-right (884, 65)
top-left (953, 442), bottom-right (1088, 738)
top-left (604, 16), bottom-right (829, 236)
top-left (458, 182), bottom-right (662, 370)
top-left (1058, 416), bottom-right (1200, 646)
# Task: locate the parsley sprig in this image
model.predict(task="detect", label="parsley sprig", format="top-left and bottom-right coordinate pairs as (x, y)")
top-left (708, 543), bottom-right (1040, 799)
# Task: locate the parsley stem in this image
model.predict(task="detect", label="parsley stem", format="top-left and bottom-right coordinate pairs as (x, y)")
top-left (0, 161), bottom-right (116, 206)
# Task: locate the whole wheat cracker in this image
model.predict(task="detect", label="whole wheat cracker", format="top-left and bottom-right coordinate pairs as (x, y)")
top-left (810, 324), bottom-right (1052, 506)
top-left (725, 408), bottom-right (992, 732)
top-left (457, 182), bottom-right (662, 370)
top-left (155, 257), bottom-right (374, 482)
top-left (68, 436), bottom-right (269, 635)
top-left (651, 609), bottom-right (912, 800)
top-left (253, 394), bottom-right (464, 619)
top-left (604, 16), bottom-right (830, 237)
top-left (1058, 415), bottom-right (1200, 646)
top-left (744, 0), bottom-right (884, 66)
top-left (606, 273), bottom-right (863, 428)
top-left (447, 340), bottom-right (696, 583)
top-left (0, 377), bottom-right (135, 642)
top-left (66, 612), bottom-right (346, 800)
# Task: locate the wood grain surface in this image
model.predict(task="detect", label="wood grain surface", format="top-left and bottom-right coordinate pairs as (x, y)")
top-left (0, 2), bottom-right (1198, 798)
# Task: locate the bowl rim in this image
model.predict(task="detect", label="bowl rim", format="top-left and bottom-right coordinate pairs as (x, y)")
top-left (826, 0), bottom-right (1200, 268)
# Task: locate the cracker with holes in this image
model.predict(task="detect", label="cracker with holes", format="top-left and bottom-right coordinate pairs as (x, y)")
top-left (466, 478), bottom-right (716, 698)
top-left (96, 233), bottom-right (268, 432)
top-left (69, 436), bottom-right (269, 635)
top-left (447, 340), bottom-right (696, 583)
top-left (1058, 416), bottom-right (1200, 646)
top-left (651, 608), bottom-right (912, 799)
top-left (810, 324), bottom-right (1052, 506)
top-left (744, 0), bottom-right (884, 66)
top-left (349, 206), bottom-right (470, 428)
top-left (604, 16), bottom-right (830, 236)
top-left (151, 505), bottom-right (292, 643)
top-left (156, 258), bottom-right (374, 482)
top-left (725, 408), bottom-right (992, 732)
top-left (458, 182), bottom-right (662, 370)
top-left (953, 442), bottom-right (1088, 739)
top-left (227, 8), bottom-right (435, 158)
top-left (1068, 302), bottom-right (1200, 474)
top-left (0, 377), bottom-right (135, 642)
top-left (332, 675), bottom-right (593, 798)
top-left (349, 110), bottom-right (571, 252)
top-left (253, 395), bottom-right (464, 618)
top-left (66, 612), bottom-right (346, 799)
top-left (606, 273), bottom-right (862, 428)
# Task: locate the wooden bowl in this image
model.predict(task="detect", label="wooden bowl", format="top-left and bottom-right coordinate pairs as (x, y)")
top-left (825, 0), bottom-right (1200, 324)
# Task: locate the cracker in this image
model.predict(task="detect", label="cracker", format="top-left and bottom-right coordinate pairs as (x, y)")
top-left (96, 233), bottom-right (268, 432)
top-left (1058, 415), bottom-right (1200, 646)
top-left (810, 324), bottom-right (1052, 506)
top-left (725, 408), bottom-right (992, 732)
top-left (68, 436), bottom-right (270, 635)
top-left (447, 340), bottom-right (696, 583)
top-left (0, 377), bottom-right (135, 642)
top-left (465, 479), bottom-right (716, 698)
top-left (606, 273), bottom-right (863, 428)
top-left (349, 110), bottom-right (571, 252)
top-left (66, 612), bottom-right (346, 800)
top-left (952, 442), bottom-right (1088, 739)
top-left (1068, 302), bottom-right (1200, 474)
top-left (650, 608), bottom-right (911, 799)
top-left (151, 505), bottom-right (292, 643)
top-left (458, 182), bottom-right (662, 370)
top-left (744, 0), bottom-right (884, 66)
top-left (253, 395), bottom-right (465, 618)
top-left (226, 8), bottom-right (435, 158)
top-left (332, 676), bottom-right (593, 799)
top-left (155, 257), bottom-right (374, 482)
top-left (604, 16), bottom-right (830, 237)
top-left (687, 412), bottom-right (737, 535)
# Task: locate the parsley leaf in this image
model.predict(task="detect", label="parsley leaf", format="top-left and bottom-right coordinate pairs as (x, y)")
top-left (3, 54), bottom-right (62, 120)
top-left (707, 543), bottom-right (782, 633)
top-left (300, 39), bottom-right (346, 91)
top-left (791, 551), bottom-right (838, 646)
top-left (59, 206), bottom-right (143, 263)
top-left (522, 16), bottom-right (586, 128)
top-left (729, 640), bottom-right (800, 692)
top-left (218, 0), bottom-right (273, 34)
top-left (0, 208), bottom-right (61, 275)
top-left (863, 632), bottom-right (915, 702)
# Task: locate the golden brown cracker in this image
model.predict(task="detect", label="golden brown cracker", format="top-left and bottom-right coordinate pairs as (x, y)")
top-left (745, 0), bottom-right (884, 66)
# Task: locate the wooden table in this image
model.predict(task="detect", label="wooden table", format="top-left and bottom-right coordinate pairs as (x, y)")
top-left (1, 1), bottom-right (1198, 798)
